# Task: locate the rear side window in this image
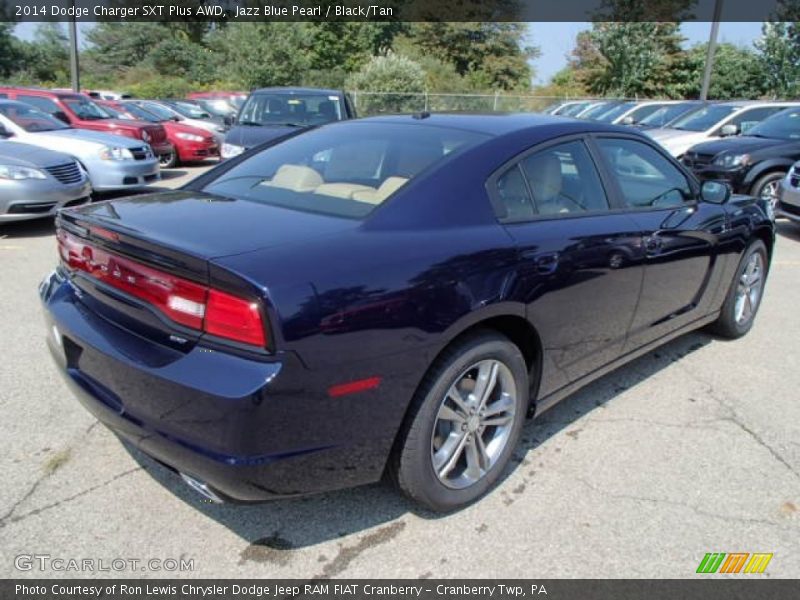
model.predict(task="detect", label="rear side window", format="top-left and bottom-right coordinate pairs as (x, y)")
top-left (493, 140), bottom-right (609, 221)
top-left (596, 138), bottom-right (692, 209)
top-left (521, 141), bottom-right (609, 215)
top-left (203, 123), bottom-right (489, 218)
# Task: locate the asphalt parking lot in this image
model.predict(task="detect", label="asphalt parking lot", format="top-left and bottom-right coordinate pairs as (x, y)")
top-left (1, 164), bottom-right (799, 579)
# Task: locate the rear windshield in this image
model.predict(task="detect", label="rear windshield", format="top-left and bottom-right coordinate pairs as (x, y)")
top-left (203, 122), bottom-right (489, 218)
top-left (238, 93), bottom-right (344, 127)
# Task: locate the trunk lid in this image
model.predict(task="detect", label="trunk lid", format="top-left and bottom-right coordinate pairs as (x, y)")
top-left (63, 190), bottom-right (358, 260)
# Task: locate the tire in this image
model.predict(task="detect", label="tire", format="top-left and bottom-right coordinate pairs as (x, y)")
top-left (750, 172), bottom-right (785, 210)
top-left (391, 331), bottom-right (529, 512)
top-left (159, 151), bottom-right (177, 169)
top-left (709, 239), bottom-right (768, 339)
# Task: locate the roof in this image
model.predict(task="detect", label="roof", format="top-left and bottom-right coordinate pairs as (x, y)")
top-left (250, 87), bottom-right (344, 96)
top-left (351, 112), bottom-right (632, 137)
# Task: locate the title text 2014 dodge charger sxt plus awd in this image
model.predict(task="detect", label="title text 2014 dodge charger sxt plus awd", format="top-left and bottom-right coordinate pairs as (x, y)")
top-left (40, 114), bottom-right (774, 511)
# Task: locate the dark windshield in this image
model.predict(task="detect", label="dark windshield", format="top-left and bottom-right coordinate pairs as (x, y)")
top-left (202, 122), bottom-right (489, 218)
top-left (670, 105), bottom-right (737, 132)
top-left (119, 103), bottom-right (161, 123)
top-left (63, 98), bottom-right (110, 120)
top-left (595, 102), bottom-right (637, 123)
top-left (638, 103), bottom-right (700, 127)
top-left (135, 101), bottom-right (177, 121)
top-left (237, 93), bottom-right (343, 127)
top-left (748, 108), bottom-right (800, 140)
top-left (168, 101), bottom-right (212, 119)
top-left (0, 102), bottom-right (70, 132)
top-left (620, 103), bottom-right (665, 124)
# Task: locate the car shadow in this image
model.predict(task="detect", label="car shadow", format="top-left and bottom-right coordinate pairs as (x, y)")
top-left (159, 169), bottom-right (189, 181)
top-left (0, 216), bottom-right (56, 238)
top-left (776, 220), bottom-right (800, 242)
top-left (125, 330), bottom-right (713, 555)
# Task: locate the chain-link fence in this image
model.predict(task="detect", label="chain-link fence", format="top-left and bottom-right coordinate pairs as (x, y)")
top-left (349, 92), bottom-right (602, 116)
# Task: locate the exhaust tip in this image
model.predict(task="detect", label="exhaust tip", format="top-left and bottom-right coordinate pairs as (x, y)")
top-left (180, 472), bottom-right (224, 504)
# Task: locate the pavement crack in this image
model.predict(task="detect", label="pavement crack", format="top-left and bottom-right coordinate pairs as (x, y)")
top-left (0, 467), bottom-right (143, 529)
top-left (574, 477), bottom-right (795, 531)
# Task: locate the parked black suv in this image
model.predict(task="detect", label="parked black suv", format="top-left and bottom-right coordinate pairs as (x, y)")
top-left (221, 87), bottom-right (356, 159)
top-left (682, 106), bottom-right (800, 206)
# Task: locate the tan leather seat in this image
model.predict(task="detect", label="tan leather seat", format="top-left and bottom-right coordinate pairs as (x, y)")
top-left (526, 153), bottom-right (570, 214)
top-left (314, 183), bottom-right (377, 199)
top-left (352, 177), bottom-right (409, 205)
top-left (261, 164), bottom-right (323, 192)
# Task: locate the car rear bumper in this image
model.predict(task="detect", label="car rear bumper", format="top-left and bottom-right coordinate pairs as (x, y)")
top-left (39, 269), bottom-right (400, 501)
top-left (88, 158), bottom-right (160, 191)
top-left (0, 179), bottom-right (92, 221)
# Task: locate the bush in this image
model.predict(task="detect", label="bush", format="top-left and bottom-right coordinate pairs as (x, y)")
top-left (346, 53), bottom-right (426, 115)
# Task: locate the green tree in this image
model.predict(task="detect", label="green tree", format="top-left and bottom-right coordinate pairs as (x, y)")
top-left (756, 15), bottom-right (800, 98)
top-left (346, 53), bottom-right (426, 114)
top-left (684, 43), bottom-right (766, 99)
top-left (16, 24), bottom-right (70, 85)
top-left (84, 23), bottom-right (166, 78)
top-left (406, 22), bottom-right (537, 91)
top-left (0, 23), bottom-right (22, 78)
top-left (207, 23), bottom-right (313, 89)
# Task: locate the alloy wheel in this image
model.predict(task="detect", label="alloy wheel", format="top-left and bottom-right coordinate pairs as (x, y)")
top-left (759, 180), bottom-right (780, 209)
top-left (734, 251), bottom-right (764, 325)
top-left (430, 359), bottom-right (517, 490)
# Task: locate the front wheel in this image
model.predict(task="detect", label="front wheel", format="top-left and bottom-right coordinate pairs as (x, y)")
top-left (709, 239), bottom-right (768, 339)
top-left (751, 172), bottom-right (785, 210)
top-left (158, 151), bottom-right (177, 169)
top-left (391, 332), bottom-right (529, 512)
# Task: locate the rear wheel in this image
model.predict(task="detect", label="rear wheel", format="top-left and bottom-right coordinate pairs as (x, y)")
top-left (751, 172), bottom-right (785, 210)
top-left (159, 151), bottom-right (177, 169)
top-left (391, 331), bottom-right (529, 512)
top-left (709, 239), bottom-right (768, 339)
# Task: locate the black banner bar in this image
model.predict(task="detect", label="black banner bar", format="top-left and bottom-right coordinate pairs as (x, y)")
top-left (0, 0), bottom-right (798, 23)
top-left (3, 580), bottom-right (800, 600)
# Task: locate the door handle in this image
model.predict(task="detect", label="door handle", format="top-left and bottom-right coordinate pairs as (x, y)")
top-left (534, 252), bottom-right (559, 274)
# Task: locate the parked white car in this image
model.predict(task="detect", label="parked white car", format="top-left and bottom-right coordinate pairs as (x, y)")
top-left (646, 101), bottom-right (799, 157)
top-left (0, 100), bottom-right (160, 192)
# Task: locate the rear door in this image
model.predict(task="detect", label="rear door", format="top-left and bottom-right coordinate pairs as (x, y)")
top-left (593, 135), bottom-right (728, 350)
top-left (489, 136), bottom-right (645, 394)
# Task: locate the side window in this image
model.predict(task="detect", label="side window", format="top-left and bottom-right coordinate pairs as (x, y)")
top-left (520, 140), bottom-right (609, 214)
top-left (596, 138), bottom-right (693, 209)
top-left (495, 165), bottom-right (535, 222)
top-left (726, 107), bottom-right (784, 135)
top-left (0, 93), bottom-right (7, 99)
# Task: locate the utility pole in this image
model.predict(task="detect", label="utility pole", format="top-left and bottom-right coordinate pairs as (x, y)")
top-left (68, 1), bottom-right (80, 92)
top-left (700, 0), bottom-right (724, 100)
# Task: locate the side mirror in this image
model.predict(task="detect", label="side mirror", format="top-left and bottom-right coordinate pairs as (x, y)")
top-left (720, 123), bottom-right (739, 137)
top-left (0, 125), bottom-right (12, 138)
top-left (223, 115), bottom-right (235, 127)
top-left (171, 116), bottom-right (180, 122)
top-left (700, 180), bottom-right (731, 204)
top-left (53, 111), bottom-right (70, 124)
top-left (621, 115), bottom-right (635, 125)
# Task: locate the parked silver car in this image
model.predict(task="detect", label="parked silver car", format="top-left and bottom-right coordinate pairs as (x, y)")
top-left (778, 161), bottom-right (800, 224)
top-left (0, 140), bottom-right (91, 222)
top-left (0, 100), bottom-right (159, 192)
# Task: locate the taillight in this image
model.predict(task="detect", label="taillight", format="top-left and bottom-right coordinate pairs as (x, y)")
top-left (205, 289), bottom-right (266, 347)
top-left (57, 229), bottom-right (268, 348)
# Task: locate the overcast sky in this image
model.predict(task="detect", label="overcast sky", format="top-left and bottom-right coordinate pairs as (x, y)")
top-left (13, 21), bottom-right (766, 86)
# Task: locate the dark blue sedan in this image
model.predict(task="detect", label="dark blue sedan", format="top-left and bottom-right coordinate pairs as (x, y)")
top-left (40, 114), bottom-right (775, 511)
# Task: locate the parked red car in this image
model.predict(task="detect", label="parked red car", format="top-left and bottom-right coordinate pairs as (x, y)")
top-left (0, 87), bottom-right (172, 160)
top-left (97, 100), bottom-right (219, 168)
